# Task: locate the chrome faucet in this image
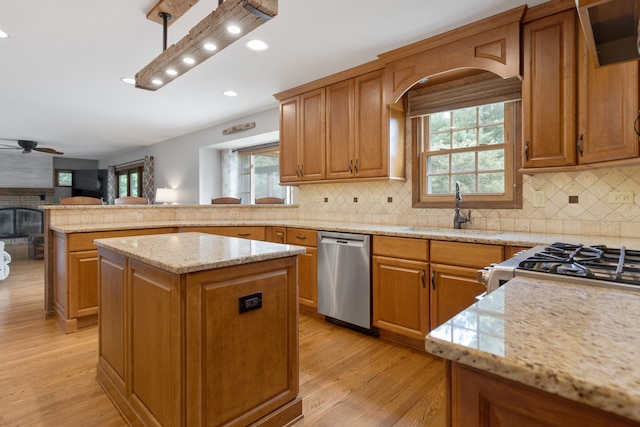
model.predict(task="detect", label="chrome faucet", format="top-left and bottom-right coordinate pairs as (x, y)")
top-left (453, 181), bottom-right (471, 229)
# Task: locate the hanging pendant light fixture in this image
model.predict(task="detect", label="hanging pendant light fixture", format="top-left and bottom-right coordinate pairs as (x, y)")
top-left (136, 0), bottom-right (278, 91)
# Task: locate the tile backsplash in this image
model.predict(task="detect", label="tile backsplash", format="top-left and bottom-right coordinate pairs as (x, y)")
top-left (294, 166), bottom-right (640, 238)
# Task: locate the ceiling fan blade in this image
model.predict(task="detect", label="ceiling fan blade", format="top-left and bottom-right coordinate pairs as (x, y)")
top-left (0, 143), bottom-right (20, 149)
top-left (34, 147), bottom-right (64, 155)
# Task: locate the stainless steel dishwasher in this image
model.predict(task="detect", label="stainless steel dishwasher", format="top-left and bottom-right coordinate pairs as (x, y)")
top-left (317, 230), bottom-right (376, 334)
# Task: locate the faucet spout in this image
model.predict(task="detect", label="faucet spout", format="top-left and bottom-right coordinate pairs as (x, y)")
top-left (453, 181), bottom-right (471, 229)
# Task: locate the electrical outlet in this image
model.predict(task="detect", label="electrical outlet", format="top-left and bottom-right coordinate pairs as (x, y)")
top-left (370, 195), bottom-right (381, 203)
top-left (533, 191), bottom-right (545, 207)
top-left (608, 191), bottom-right (634, 204)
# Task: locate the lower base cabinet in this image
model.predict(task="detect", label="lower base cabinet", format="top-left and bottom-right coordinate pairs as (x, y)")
top-left (450, 362), bottom-right (640, 427)
top-left (372, 236), bottom-right (429, 349)
top-left (286, 228), bottom-right (318, 308)
top-left (96, 249), bottom-right (301, 427)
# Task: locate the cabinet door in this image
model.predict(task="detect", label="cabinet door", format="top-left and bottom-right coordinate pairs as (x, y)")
top-left (326, 79), bottom-right (355, 179)
top-left (69, 249), bottom-right (99, 318)
top-left (522, 10), bottom-right (577, 168)
top-left (299, 89), bottom-right (326, 181)
top-left (265, 226), bottom-right (286, 244)
top-left (373, 256), bottom-right (429, 341)
top-left (354, 70), bottom-right (387, 177)
top-left (430, 264), bottom-right (486, 329)
top-left (297, 247), bottom-right (318, 308)
top-left (279, 96), bottom-right (300, 183)
top-left (578, 32), bottom-right (640, 164)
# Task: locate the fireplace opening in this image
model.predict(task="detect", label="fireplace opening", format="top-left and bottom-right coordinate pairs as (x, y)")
top-left (0, 208), bottom-right (44, 238)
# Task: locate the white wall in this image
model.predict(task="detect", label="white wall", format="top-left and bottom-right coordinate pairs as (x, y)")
top-left (98, 108), bottom-right (280, 205)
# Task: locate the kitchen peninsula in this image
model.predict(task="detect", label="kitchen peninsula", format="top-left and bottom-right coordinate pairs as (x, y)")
top-left (425, 277), bottom-right (640, 426)
top-left (94, 232), bottom-right (304, 427)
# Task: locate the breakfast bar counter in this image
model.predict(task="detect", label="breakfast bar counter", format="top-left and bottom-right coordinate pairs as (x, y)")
top-left (94, 232), bottom-right (305, 427)
top-left (425, 277), bottom-right (640, 426)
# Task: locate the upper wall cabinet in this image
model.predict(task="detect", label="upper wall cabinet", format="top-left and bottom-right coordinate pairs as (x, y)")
top-left (280, 88), bottom-right (326, 183)
top-left (277, 69), bottom-right (405, 185)
top-left (522, 9), bottom-right (640, 172)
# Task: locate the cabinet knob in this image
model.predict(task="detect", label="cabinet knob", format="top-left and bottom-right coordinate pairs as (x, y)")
top-left (354, 159), bottom-right (359, 174)
top-left (349, 159), bottom-right (353, 173)
top-left (431, 271), bottom-right (436, 290)
top-left (421, 270), bottom-right (426, 288)
top-left (525, 141), bottom-right (529, 161)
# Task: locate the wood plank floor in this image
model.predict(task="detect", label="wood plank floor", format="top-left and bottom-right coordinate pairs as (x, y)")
top-left (0, 260), bottom-right (446, 426)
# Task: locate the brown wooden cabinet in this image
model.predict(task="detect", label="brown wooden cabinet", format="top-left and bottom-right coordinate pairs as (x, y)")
top-left (522, 9), bottom-right (577, 168)
top-left (450, 362), bottom-right (640, 427)
top-left (326, 70), bottom-right (387, 179)
top-left (286, 228), bottom-right (317, 308)
top-left (577, 31), bottom-right (640, 164)
top-left (53, 227), bottom-right (176, 333)
top-left (96, 248), bottom-right (302, 427)
top-left (522, 9), bottom-right (640, 171)
top-left (430, 241), bottom-right (503, 329)
top-left (372, 236), bottom-right (429, 349)
top-left (277, 66), bottom-right (405, 185)
top-left (279, 88), bottom-right (326, 183)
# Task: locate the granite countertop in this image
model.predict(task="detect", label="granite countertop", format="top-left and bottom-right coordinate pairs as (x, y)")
top-left (425, 277), bottom-right (640, 422)
top-left (50, 219), bottom-right (640, 249)
top-left (93, 232), bottom-right (306, 274)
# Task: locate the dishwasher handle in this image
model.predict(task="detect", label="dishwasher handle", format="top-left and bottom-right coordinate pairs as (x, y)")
top-left (319, 237), bottom-right (366, 248)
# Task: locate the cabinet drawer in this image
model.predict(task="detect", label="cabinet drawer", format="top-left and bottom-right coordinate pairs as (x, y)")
top-left (373, 236), bottom-right (428, 261)
top-left (68, 228), bottom-right (176, 252)
top-left (286, 228), bottom-right (317, 247)
top-left (430, 241), bottom-right (504, 269)
top-left (191, 226), bottom-right (266, 241)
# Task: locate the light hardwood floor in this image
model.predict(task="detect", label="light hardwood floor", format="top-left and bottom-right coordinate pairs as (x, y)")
top-left (0, 259), bottom-right (446, 426)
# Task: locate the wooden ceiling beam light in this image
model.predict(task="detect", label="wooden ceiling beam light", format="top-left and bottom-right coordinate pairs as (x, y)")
top-left (136, 0), bottom-right (278, 91)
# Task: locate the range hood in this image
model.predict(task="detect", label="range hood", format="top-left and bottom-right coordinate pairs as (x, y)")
top-left (576, 0), bottom-right (640, 67)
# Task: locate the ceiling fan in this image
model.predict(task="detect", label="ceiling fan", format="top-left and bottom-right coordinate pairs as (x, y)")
top-left (0, 139), bottom-right (64, 155)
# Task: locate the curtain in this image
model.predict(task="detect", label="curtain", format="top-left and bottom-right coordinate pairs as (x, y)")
top-left (106, 165), bottom-right (116, 205)
top-left (142, 156), bottom-right (154, 203)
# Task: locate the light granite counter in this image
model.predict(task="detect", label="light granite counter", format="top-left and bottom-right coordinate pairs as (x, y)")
top-left (425, 277), bottom-right (640, 422)
top-left (93, 232), bottom-right (306, 274)
top-left (49, 219), bottom-right (640, 249)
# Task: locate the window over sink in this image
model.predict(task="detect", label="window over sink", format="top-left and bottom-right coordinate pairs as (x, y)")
top-left (411, 72), bottom-right (523, 209)
top-left (237, 145), bottom-right (291, 204)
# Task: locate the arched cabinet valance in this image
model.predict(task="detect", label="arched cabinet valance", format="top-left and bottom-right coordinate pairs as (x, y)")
top-left (379, 6), bottom-right (526, 103)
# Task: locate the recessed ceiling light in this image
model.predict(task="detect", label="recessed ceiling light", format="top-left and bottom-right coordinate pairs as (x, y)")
top-left (246, 39), bottom-right (269, 51)
top-left (152, 79), bottom-right (163, 85)
top-left (227, 25), bottom-right (241, 34)
top-left (223, 90), bottom-right (238, 97)
top-left (0, 30), bottom-right (9, 39)
top-left (183, 57), bottom-right (195, 65)
top-left (166, 69), bottom-right (178, 76)
top-left (203, 43), bottom-right (217, 51)
top-left (121, 77), bottom-right (135, 85)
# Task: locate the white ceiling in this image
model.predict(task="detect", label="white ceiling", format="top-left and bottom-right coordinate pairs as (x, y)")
top-left (0, 0), bottom-right (548, 159)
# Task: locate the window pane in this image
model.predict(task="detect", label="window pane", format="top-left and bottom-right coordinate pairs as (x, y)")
top-left (452, 152), bottom-right (475, 172)
top-left (452, 174), bottom-right (475, 193)
top-left (452, 129), bottom-right (476, 149)
top-left (479, 103), bottom-right (504, 125)
top-left (57, 171), bottom-right (72, 187)
top-left (428, 154), bottom-right (449, 174)
top-left (254, 152), bottom-right (282, 199)
top-left (430, 111), bottom-right (451, 132)
top-left (478, 149), bottom-right (504, 171)
top-left (452, 107), bottom-right (477, 128)
top-left (430, 132), bottom-right (451, 150)
top-left (479, 173), bottom-right (505, 193)
top-left (130, 172), bottom-right (139, 197)
top-left (240, 154), bottom-right (251, 174)
top-left (479, 125), bottom-right (504, 145)
top-left (119, 175), bottom-right (128, 197)
top-left (240, 174), bottom-right (250, 193)
top-left (428, 175), bottom-right (450, 194)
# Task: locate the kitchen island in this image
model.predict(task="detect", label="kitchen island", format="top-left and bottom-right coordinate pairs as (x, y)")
top-left (94, 232), bottom-right (305, 427)
top-left (425, 277), bottom-right (640, 426)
